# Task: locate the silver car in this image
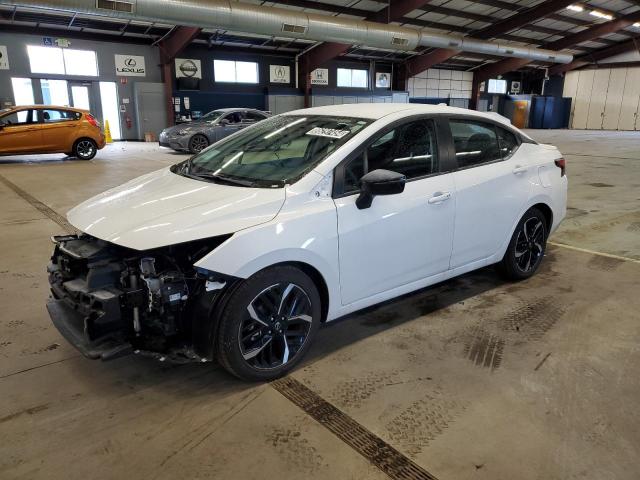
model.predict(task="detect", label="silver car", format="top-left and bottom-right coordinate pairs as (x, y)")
top-left (159, 108), bottom-right (270, 154)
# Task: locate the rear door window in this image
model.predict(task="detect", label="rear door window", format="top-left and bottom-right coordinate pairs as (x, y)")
top-left (449, 120), bottom-right (501, 168)
top-left (42, 109), bottom-right (79, 123)
top-left (497, 126), bottom-right (519, 159)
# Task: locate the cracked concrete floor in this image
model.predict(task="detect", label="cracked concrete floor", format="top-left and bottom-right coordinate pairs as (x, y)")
top-left (1, 130), bottom-right (639, 479)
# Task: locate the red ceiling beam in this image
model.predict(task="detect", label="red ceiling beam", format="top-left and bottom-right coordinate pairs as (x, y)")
top-left (401, 0), bottom-right (576, 80)
top-left (548, 37), bottom-right (640, 76)
top-left (159, 26), bottom-right (202, 64)
top-left (474, 12), bottom-right (640, 83)
top-left (158, 26), bottom-right (201, 127)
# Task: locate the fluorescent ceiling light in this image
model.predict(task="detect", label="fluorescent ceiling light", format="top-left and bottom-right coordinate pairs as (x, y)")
top-left (566, 5), bottom-right (583, 12)
top-left (590, 10), bottom-right (613, 20)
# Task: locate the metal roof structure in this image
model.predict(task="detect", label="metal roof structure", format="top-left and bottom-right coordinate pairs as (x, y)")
top-left (1, 0), bottom-right (639, 72)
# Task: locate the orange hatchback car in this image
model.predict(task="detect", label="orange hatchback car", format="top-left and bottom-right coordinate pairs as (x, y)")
top-left (0, 105), bottom-right (106, 160)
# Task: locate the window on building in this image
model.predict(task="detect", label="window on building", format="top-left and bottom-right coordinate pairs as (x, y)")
top-left (487, 79), bottom-right (507, 94)
top-left (214, 60), bottom-right (259, 83)
top-left (63, 49), bottom-right (99, 76)
top-left (449, 120), bottom-right (501, 168)
top-left (27, 45), bottom-right (98, 76)
top-left (11, 78), bottom-right (35, 106)
top-left (337, 68), bottom-right (368, 88)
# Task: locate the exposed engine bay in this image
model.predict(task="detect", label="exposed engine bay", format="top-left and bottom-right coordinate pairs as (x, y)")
top-left (46, 233), bottom-right (234, 362)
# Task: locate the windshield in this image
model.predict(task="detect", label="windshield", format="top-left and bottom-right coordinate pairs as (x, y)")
top-left (173, 115), bottom-right (371, 187)
top-left (199, 110), bottom-right (225, 122)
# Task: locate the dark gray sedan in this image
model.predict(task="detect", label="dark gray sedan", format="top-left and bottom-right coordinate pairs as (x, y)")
top-left (159, 108), bottom-right (270, 154)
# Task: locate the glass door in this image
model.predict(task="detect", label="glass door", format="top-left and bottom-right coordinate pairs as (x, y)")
top-left (70, 85), bottom-right (90, 110)
top-left (40, 79), bottom-right (69, 106)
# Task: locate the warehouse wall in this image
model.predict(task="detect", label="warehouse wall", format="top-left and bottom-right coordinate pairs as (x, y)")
top-left (407, 68), bottom-right (474, 106)
top-left (563, 67), bottom-right (640, 131)
top-left (0, 32), bottom-right (162, 140)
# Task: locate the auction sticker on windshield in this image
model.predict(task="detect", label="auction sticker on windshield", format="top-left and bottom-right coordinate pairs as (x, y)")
top-left (306, 127), bottom-right (350, 139)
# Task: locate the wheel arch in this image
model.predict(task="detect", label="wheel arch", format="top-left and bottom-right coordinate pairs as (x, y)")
top-left (531, 202), bottom-right (553, 233)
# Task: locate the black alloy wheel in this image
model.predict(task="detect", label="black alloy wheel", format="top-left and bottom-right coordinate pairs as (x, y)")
top-left (498, 207), bottom-right (548, 280)
top-left (216, 265), bottom-right (321, 381)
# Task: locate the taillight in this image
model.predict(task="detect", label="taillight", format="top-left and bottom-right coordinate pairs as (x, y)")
top-left (554, 157), bottom-right (566, 177)
top-left (86, 113), bottom-right (100, 128)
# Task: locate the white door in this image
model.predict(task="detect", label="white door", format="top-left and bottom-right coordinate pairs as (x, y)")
top-left (618, 68), bottom-right (640, 131)
top-left (602, 68), bottom-right (626, 130)
top-left (447, 119), bottom-right (531, 269)
top-left (586, 69), bottom-right (610, 130)
top-left (335, 118), bottom-right (455, 305)
top-left (573, 70), bottom-right (594, 129)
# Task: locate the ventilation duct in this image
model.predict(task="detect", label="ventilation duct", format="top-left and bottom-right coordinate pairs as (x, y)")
top-left (3, 0), bottom-right (574, 63)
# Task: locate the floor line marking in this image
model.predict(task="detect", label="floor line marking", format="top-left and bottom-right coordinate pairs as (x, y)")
top-left (0, 355), bottom-right (82, 380)
top-left (0, 173), bottom-right (77, 234)
top-left (272, 376), bottom-right (439, 480)
top-left (548, 241), bottom-right (640, 264)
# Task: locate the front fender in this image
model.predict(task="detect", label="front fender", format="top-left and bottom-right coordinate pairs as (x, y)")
top-left (194, 197), bottom-right (342, 319)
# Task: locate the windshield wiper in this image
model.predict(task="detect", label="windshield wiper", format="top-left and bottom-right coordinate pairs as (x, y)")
top-left (190, 172), bottom-right (256, 187)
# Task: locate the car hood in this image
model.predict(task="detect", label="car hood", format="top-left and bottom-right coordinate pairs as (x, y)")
top-left (66, 167), bottom-right (286, 250)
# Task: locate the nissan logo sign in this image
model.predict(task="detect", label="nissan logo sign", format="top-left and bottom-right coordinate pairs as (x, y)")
top-left (179, 60), bottom-right (198, 77)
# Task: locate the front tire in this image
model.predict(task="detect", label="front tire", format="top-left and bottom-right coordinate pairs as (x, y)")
top-left (188, 134), bottom-right (209, 154)
top-left (73, 138), bottom-right (98, 160)
top-left (216, 266), bottom-right (321, 381)
top-left (498, 207), bottom-right (547, 280)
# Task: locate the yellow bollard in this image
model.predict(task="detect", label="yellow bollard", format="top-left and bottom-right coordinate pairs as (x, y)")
top-left (104, 119), bottom-right (113, 143)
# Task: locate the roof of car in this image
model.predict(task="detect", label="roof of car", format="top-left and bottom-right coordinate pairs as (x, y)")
top-left (5, 105), bottom-right (89, 113)
top-left (286, 103), bottom-right (502, 121)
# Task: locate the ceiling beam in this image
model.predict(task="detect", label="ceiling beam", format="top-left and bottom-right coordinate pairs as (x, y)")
top-left (400, 0), bottom-right (576, 82)
top-left (549, 36), bottom-right (640, 75)
top-left (297, 0), bottom-right (430, 76)
top-left (474, 12), bottom-right (640, 82)
top-left (158, 25), bottom-right (202, 64)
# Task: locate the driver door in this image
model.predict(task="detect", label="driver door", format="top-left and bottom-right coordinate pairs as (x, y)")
top-left (215, 112), bottom-right (245, 141)
top-left (334, 117), bottom-right (455, 305)
top-left (0, 108), bottom-right (42, 154)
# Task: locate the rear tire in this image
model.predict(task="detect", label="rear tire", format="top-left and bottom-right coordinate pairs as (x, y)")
top-left (498, 207), bottom-right (547, 280)
top-left (188, 134), bottom-right (209, 154)
top-left (216, 265), bottom-right (321, 381)
top-left (73, 138), bottom-right (97, 160)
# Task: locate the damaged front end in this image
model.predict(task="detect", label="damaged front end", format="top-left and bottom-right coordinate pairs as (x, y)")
top-left (46, 233), bottom-right (235, 362)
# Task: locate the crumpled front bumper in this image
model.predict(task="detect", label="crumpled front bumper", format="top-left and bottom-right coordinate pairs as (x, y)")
top-left (46, 298), bottom-right (132, 360)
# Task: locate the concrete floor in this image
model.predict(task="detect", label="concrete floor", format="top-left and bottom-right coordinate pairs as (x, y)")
top-left (0, 130), bottom-right (639, 479)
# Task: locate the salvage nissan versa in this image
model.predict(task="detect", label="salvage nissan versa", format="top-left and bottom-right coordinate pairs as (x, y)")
top-left (46, 104), bottom-right (567, 381)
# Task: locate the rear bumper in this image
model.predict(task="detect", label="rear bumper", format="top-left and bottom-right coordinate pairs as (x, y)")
top-left (46, 298), bottom-right (132, 360)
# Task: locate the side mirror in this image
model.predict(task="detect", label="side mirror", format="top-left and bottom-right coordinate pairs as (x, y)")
top-left (356, 169), bottom-right (406, 210)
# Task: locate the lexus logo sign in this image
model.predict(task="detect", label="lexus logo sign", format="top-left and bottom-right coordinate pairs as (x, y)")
top-left (115, 54), bottom-right (146, 77)
top-left (175, 58), bottom-right (202, 79)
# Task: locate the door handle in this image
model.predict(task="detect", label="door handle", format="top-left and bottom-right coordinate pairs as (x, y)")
top-left (428, 191), bottom-right (451, 204)
top-left (512, 165), bottom-right (528, 175)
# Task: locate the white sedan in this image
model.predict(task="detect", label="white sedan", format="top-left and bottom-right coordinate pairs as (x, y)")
top-left (47, 104), bottom-right (567, 381)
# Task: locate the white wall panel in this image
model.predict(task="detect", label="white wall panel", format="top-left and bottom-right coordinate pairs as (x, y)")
top-left (572, 69), bottom-right (594, 129)
top-left (618, 68), bottom-right (640, 131)
top-left (602, 68), bottom-right (627, 130)
top-left (562, 71), bottom-right (579, 128)
top-left (586, 69), bottom-right (610, 129)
